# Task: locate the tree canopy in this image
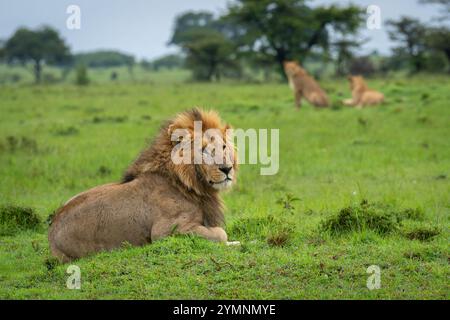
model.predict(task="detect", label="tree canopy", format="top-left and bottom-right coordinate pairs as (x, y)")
top-left (4, 26), bottom-right (71, 82)
top-left (73, 50), bottom-right (135, 68)
top-left (169, 11), bottom-right (238, 81)
top-left (386, 17), bottom-right (428, 72)
top-left (224, 0), bottom-right (364, 74)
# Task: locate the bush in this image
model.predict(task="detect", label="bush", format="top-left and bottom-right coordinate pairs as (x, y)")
top-left (0, 205), bottom-right (41, 236)
top-left (75, 64), bottom-right (89, 86)
top-left (403, 225), bottom-right (440, 241)
top-left (349, 56), bottom-right (376, 77)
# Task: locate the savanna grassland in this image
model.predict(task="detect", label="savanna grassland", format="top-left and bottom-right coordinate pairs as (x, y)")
top-left (0, 71), bottom-right (449, 299)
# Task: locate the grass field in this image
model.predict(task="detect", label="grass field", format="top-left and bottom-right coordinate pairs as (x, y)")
top-left (0, 72), bottom-right (449, 299)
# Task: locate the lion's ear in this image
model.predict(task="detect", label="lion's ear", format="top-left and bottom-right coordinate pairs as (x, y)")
top-left (224, 124), bottom-right (233, 141)
top-left (167, 124), bottom-right (176, 137)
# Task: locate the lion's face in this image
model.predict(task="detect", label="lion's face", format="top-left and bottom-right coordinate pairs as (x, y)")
top-left (283, 61), bottom-right (303, 77)
top-left (167, 109), bottom-right (237, 194)
top-left (348, 76), bottom-right (364, 90)
top-left (198, 136), bottom-right (236, 191)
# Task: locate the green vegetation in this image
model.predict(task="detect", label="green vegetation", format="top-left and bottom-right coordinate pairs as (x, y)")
top-left (73, 50), bottom-right (135, 68)
top-left (0, 72), bottom-right (448, 299)
top-left (75, 64), bottom-right (89, 86)
top-left (0, 205), bottom-right (41, 236)
top-left (320, 201), bottom-right (404, 235)
top-left (3, 26), bottom-right (71, 83)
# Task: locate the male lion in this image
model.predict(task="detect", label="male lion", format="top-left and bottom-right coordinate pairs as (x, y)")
top-left (343, 75), bottom-right (385, 108)
top-left (48, 109), bottom-right (238, 262)
top-left (283, 60), bottom-right (330, 109)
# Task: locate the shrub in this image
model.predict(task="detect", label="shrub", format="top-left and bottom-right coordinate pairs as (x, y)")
top-left (75, 64), bottom-right (89, 86)
top-left (403, 225), bottom-right (440, 241)
top-left (53, 126), bottom-right (79, 136)
top-left (0, 205), bottom-right (41, 236)
top-left (267, 227), bottom-right (294, 247)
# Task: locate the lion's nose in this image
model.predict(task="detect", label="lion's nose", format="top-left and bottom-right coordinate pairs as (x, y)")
top-left (219, 166), bottom-right (232, 175)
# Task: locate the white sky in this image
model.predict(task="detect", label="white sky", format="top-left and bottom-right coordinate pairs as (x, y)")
top-left (0, 0), bottom-right (445, 60)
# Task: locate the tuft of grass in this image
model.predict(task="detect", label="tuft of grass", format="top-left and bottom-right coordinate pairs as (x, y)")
top-left (53, 126), bottom-right (79, 136)
top-left (2, 136), bottom-right (38, 153)
top-left (319, 201), bottom-right (429, 237)
top-left (397, 207), bottom-right (425, 221)
top-left (97, 165), bottom-right (112, 177)
top-left (44, 257), bottom-right (60, 271)
top-left (228, 215), bottom-right (291, 241)
top-left (92, 116), bottom-right (128, 124)
top-left (403, 225), bottom-right (441, 241)
top-left (0, 205), bottom-right (41, 236)
top-left (319, 200), bottom-right (402, 236)
top-left (267, 226), bottom-right (294, 247)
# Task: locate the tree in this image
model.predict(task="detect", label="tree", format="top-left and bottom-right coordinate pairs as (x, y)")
top-left (332, 39), bottom-right (362, 76)
top-left (170, 12), bottom-right (216, 45)
top-left (425, 27), bottom-right (450, 70)
top-left (4, 26), bottom-right (71, 83)
top-left (74, 50), bottom-right (135, 68)
top-left (169, 11), bottom-right (238, 81)
top-left (149, 54), bottom-right (185, 71)
top-left (224, 0), bottom-right (364, 75)
top-left (419, 0), bottom-right (450, 20)
top-left (419, 0), bottom-right (450, 70)
top-left (349, 56), bottom-right (376, 76)
top-left (386, 17), bottom-right (428, 73)
top-left (75, 64), bottom-right (89, 86)
top-left (0, 40), bottom-right (5, 62)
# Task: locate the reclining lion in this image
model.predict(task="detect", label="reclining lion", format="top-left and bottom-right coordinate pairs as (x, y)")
top-left (343, 75), bottom-right (385, 108)
top-left (283, 60), bottom-right (330, 109)
top-left (48, 109), bottom-right (238, 262)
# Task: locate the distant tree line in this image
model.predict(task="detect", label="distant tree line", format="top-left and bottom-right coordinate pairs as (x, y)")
top-left (140, 54), bottom-right (185, 71)
top-left (74, 51), bottom-right (135, 68)
top-left (0, 0), bottom-right (448, 83)
top-left (0, 26), bottom-right (184, 83)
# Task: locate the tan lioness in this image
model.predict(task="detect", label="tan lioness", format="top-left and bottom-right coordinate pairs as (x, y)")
top-left (343, 75), bottom-right (385, 108)
top-left (48, 109), bottom-right (238, 262)
top-left (283, 61), bottom-right (330, 108)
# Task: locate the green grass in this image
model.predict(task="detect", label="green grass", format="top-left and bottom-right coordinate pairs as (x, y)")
top-left (0, 73), bottom-right (449, 299)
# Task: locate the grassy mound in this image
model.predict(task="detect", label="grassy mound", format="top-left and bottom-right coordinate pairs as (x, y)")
top-left (319, 200), bottom-right (424, 236)
top-left (403, 225), bottom-right (441, 241)
top-left (0, 205), bottom-right (41, 236)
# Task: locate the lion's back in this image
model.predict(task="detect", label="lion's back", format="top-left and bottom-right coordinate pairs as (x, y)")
top-left (361, 90), bottom-right (384, 105)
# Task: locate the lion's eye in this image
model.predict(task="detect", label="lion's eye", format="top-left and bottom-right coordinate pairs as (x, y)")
top-left (223, 144), bottom-right (226, 150)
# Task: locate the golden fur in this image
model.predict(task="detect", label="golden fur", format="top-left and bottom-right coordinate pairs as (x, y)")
top-left (343, 76), bottom-right (385, 108)
top-left (48, 109), bottom-right (237, 262)
top-left (283, 61), bottom-right (330, 108)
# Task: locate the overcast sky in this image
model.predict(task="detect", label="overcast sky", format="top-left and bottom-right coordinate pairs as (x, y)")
top-left (0, 0), bottom-right (444, 60)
